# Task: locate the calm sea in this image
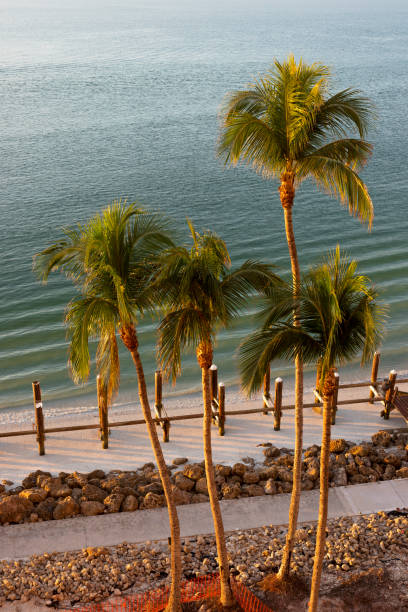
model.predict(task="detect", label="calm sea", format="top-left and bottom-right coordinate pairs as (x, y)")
top-left (1, 0), bottom-right (408, 412)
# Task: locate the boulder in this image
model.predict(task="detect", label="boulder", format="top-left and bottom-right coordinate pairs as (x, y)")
top-left (349, 445), bottom-right (370, 457)
top-left (279, 482), bottom-right (293, 493)
top-left (243, 484), bottom-right (265, 497)
top-left (191, 493), bottom-right (210, 504)
top-left (0, 495), bottom-right (34, 524)
top-left (174, 474), bottom-right (195, 492)
top-left (304, 445), bottom-right (320, 458)
top-left (195, 478), bottom-right (209, 495)
top-left (231, 463), bottom-right (246, 477)
top-left (80, 501), bottom-right (105, 516)
top-left (41, 478), bottom-right (72, 498)
top-left (242, 471), bottom-right (260, 484)
top-left (0, 484), bottom-right (5, 494)
top-left (277, 468), bottom-right (293, 483)
top-left (258, 466), bottom-right (279, 481)
top-left (335, 454), bottom-right (347, 467)
top-left (82, 484), bottom-right (107, 503)
top-left (172, 457), bottom-right (188, 465)
top-left (372, 430), bottom-right (392, 447)
top-left (121, 495), bottom-right (139, 512)
top-left (87, 469), bottom-right (106, 480)
top-left (71, 487), bottom-right (83, 500)
top-left (332, 467), bottom-right (348, 487)
top-left (143, 493), bottom-right (165, 509)
top-left (330, 439), bottom-right (347, 453)
top-left (53, 497), bottom-right (80, 520)
top-left (100, 476), bottom-right (122, 492)
top-left (305, 458), bottom-right (319, 481)
top-left (71, 471), bottom-right (88, 487)
top-left (215, 464), bottom-right (232, 477)
top-left (301, 479), bottom-right (315, 491)
top-left (383, 464), bottom-right (396, 479)
top-left (138, 482), bottom-right (163, 496)
top-left (384, 449), bottom-right (406, 467)
top-left (21, 470), bottom-right (51, 489)
top-left (263, 446), bottom-right (280, 458)
top-left (104, 493), bottom-right (124, 513)
top-left (171, 487), bottom-right (192, 506)
top-left (264, 479), bottom-right (278, 495)
top-left (19, 488), bottom-right (48, 503)
top-left (358, 465), bottom-right (379, 480)
top-left (221, 483), bottom-right (241, 499)
top-left (183, 464), bottom-right (205, 481)
top-left (349, 474), bottom-right (368, 485)
top-left (395, 466), bottom-right (408, 478)
top-left (36, 498), bottom-right (56, 521)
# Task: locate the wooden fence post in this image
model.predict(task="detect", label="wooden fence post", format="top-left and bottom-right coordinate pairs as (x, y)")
top-left (315, 360), bottom-right (322, 405)
top-left (210, 365), bottom-right (218, 424)
top-left (331, 372), bottom-right (340, 425)
top-left (274, 377), bottom-right (283, 431)
top-left (97, 375), bottom-right (109, 449)
top-left (384, 369), bottom-right (397, 419)
top-left (162, 419), bottom-right (170, 443)
top-left (263, 367), bottom-right (271, 415)
top-left (32, 381), bottom-right (45, 455)
top-left (218, 383), bottom-right (225, 436)
top-left (155, 370), bottom-right (163, 419)
top-left (210, 365), bottom-right (218, 402)
top-left (369, 351), bottom-right (380, 404)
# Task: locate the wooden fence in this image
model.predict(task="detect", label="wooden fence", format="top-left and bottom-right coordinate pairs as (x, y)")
top-left (1, 352), bottom-right (407, 455)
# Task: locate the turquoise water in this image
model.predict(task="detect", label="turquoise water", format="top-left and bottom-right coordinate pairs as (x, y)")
top-left (1, 1), bottom-right (408, 411)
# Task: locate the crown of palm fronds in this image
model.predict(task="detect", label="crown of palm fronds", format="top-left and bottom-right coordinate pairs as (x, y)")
top-left (239, 246), bottom-right (387, 394)
top-left (34, 199), bottom-right (174, 398)
top-left (156, 220), bottom-right (282, 381)
top-left (218, 54), bottom-right (375, 227)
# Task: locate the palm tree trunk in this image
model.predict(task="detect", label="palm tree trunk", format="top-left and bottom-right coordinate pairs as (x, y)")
top-left (201, 363), bottom-right (234, 608)
top-left (278, 174), bottom-right (304, 580)
top-left (308, 391), bottom-right (332, 611)
top-left (122, 325), bottom-right (182, 612)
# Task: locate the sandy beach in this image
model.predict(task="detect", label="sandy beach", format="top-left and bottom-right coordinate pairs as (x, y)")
top-left (0, 380), bottom-right (407, 486)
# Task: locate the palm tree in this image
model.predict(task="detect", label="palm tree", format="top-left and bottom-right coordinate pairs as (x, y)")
top-left (239, 247), bottom-right (386, 608)
top-left (156, 220), bottom-right (280, 608)
top-left (34, 201), bottom-right (183, 612)
top-left (218, 55), bottom-right (375, 581)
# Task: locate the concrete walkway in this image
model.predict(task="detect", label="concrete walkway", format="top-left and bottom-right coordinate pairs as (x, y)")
top-left (2, 478), bottom-right (408, 560)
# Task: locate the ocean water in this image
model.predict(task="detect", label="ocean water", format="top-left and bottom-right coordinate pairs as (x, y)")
top-left (1, 0), bottom-right (408, 413)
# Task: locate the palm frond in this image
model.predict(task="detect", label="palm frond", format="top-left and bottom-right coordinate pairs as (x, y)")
top-left (296, 154), bottom-right (374, 227)
top-left (158, 308), bottom-right (212, 382)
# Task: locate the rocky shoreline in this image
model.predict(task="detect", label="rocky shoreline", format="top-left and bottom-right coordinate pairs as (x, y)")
top-left (0, 428), bottom-right (407, 526)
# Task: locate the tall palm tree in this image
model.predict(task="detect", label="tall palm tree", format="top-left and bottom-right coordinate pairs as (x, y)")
top-left (239, 247), bottom-right (386, 608)
top-left (156, 220), bottom-right (280, 608)
top-left (34, 201), bottom-right (183, 612)
top-left (218, 55), bottom-right (375, 580)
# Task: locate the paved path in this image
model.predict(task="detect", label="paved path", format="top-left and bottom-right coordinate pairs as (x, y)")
top-left (2, 478), bottom-right (408, 560)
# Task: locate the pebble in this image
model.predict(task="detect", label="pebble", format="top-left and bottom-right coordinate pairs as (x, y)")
top-left (0, 511), bottom-right (406, 607)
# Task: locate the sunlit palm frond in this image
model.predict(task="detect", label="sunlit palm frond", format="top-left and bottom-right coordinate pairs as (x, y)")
top-left (296, 154), bottom-right (374, 227)
top-left (158, 308), bottom-right (212, 382)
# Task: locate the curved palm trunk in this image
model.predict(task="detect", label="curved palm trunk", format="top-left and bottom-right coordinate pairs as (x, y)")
top-left (308, 388), bottom-right (332, 611)
top-left (278, 173), bottom-right (304, 580)
top-left (121, 325), bottom-right (182, 612)
top-left (198, 343), bottom-right (234, 608)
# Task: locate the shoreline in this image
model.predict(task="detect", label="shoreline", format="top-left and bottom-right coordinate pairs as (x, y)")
top-left (0, 379), bottom-right (407, 486)
top-left (2, 364), bottom-right (408, 429)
